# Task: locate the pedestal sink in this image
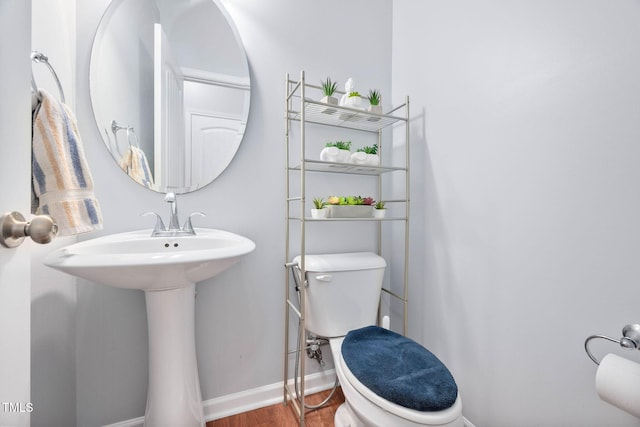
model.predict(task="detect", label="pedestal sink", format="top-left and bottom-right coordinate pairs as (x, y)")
top-left (44, 228), bottom-right (255, 426)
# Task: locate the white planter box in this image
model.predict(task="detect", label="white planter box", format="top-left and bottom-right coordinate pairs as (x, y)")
top-left (327, 205), bottom-right (373, 218)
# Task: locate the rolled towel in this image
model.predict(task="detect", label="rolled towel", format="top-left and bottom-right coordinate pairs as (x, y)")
top-left (32, 89), bottom-right (103, 236)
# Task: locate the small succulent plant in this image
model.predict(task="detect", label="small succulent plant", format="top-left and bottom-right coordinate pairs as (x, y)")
top-left (375, 201), bottom-right (386, 210)
top-left (312, 197), bottom-right (327, 209)
top-left (348, 91), bottom-right (361, 98)
top-left (367, 89), bottom-right (381, 106)
top-left (321, 77), bottom-right (338, 97)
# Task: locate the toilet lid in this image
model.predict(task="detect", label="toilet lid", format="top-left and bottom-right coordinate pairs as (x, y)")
top-left (341, 326), bottom-right (458, 412)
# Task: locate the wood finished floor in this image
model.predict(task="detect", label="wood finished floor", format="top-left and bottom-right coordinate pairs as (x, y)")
top-left (207, 387), bottom-right (344, 427)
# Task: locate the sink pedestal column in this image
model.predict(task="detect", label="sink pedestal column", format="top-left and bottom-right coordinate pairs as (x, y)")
top-left (144, 283), bottom-right (204, 427)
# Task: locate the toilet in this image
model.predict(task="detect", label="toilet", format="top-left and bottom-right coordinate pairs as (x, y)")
top-left (294, 252), bottom-right (463, 427)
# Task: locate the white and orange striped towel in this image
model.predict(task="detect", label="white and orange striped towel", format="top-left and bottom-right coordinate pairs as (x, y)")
top-left (32, 89), bottom-right (103, 236)
top-left (119, 146), bottom-right (154, 189)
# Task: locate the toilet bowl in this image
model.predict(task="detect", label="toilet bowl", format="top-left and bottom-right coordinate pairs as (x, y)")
top-left (293, 252), bottom-right (464, 427)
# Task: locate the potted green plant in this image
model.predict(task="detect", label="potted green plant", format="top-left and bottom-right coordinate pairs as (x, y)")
top-left (364, 143), bottom-right (379, 166)
top-left (367, 89), bottom-right (382, 115)
top-left (351, 147), bottom-right (368, 164)
top-left (351, 144), bottom-right (379, 166)
top-left (320, 77), bottom-right (338, 114)
top-left (326, 195), bottom-right (375, 218)
top-left (311, 197), bottom-right (328, 219)
top-left (320, 140), bottom-right (351, 163)
top-left (374, 200), bottom-right (386, 219)
top-left (320, 77), bottom-right (338, 106)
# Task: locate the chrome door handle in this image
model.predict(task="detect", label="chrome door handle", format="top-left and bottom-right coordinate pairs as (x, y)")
top-left (0, 211), bottom-right (58, 248)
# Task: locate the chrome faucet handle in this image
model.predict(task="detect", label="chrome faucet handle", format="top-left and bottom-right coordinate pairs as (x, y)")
top-left (182, 212), bottom-right (205, 235)
top-left (141, 212), bottom-right (166, 236)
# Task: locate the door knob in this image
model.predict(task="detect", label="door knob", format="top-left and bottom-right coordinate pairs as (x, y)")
top-left (0, 211), bottom-right (58, 248)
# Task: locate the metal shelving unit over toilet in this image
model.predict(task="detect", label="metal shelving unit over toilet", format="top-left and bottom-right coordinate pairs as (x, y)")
top-left (283, 70), bottom-right (410, 426)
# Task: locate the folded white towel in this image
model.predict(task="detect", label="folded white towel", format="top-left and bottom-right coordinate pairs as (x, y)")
top-left (32, 89), bottom-right (103, 236)
top-left (118, 146), bottom-right (154, 189)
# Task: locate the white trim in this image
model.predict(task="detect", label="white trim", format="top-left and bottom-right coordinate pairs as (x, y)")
top-left (463, 416), bottom-right (476, 427)
top-left (101, 370), bottom-right (337, 427)
top-left (182, 66), bottom-right (250, 90)
top-left (101, 371), bottom-right (475, 427)
top-left (101, 416), bottom-right (144, 427)
top-left (204, 370), bottom-right (337, 421)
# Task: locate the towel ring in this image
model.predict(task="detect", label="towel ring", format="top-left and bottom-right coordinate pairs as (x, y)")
top-left (31, 51), bottom-right (66, 104)
top-left (584, 323), bottom-right (640, 365)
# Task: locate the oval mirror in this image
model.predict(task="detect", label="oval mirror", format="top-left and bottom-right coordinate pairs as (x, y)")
top-left (90, 0), bottom-right (250, 193)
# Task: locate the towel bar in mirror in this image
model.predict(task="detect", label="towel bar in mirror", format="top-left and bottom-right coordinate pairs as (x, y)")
top-left (0, 211), bottom-right (58, 248)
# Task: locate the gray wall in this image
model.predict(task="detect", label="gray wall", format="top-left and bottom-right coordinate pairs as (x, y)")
top-left (393, 1), bottom-right (640, 426)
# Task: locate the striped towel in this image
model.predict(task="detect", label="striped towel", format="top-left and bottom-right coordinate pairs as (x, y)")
top-left (118, 146), bottom-right (154, 189)
top-left (32, 89), bottom-right (103, 236)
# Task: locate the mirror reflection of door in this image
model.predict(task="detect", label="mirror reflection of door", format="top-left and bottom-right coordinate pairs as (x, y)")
top-left (154, 23), bottom-right (186, 192)
top-left (189, 115), bottom-right (245, 187)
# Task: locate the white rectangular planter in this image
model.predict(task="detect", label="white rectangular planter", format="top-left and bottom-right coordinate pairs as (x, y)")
top-left (327, 205), bottom-right (373, 218)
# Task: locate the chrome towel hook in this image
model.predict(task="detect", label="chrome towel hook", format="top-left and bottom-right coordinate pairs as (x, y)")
top-left (584, 324), bottom-right (640, 365)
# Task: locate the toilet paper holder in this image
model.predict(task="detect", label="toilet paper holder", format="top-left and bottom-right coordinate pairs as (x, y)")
top-left (584, 324), bottom-right (640, 365)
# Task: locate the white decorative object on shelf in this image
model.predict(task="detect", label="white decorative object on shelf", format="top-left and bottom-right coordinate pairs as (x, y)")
top-left (339, 78), bottom-right (363, 109)
top-left (311, 208), bottom-right (328, 219)
top-left (321, 95), bottom-right (338, 105)
top-left (374, 208), bottom-right (386, 219)
top-left (327, 205), bottom-right (373, 218)
top-left (320, 146), bottom-right (350, 163)
top-left (320, 96), bottom-right (338, 114)
top-left (365, 153), bottom-right (380, 166)
top-left (351, 151), bottom-right (367, 164)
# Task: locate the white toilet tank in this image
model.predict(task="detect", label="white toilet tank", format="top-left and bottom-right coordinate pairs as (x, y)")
top-left (293, 252), bottom-right (386, 338)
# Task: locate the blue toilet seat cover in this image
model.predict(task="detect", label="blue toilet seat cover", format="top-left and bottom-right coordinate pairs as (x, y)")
top-left (341, 326), bottom-right (458, 412)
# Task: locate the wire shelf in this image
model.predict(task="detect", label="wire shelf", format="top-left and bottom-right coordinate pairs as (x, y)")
top-left (289, 159), bottom-right (406, 176)
top-left (287, 98), bottom-right (406, 132)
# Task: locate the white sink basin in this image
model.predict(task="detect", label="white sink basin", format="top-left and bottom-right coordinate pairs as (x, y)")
top-left (44, 228), bottom-right (255, 290)
top-left (43, 227), bottom-right (255, 426)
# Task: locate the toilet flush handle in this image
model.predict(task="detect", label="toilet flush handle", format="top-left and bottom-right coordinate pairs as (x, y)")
top-left (315, 274), bottom-right (333, 282)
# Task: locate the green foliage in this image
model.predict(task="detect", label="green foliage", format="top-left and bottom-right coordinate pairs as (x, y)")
top-left (321, 77), bottom-right (338, 97)
top-left (367, 89), bottom-right (381, 106)
top-left (357, 144), bottom-right (378, 155)
top-left (375, 200), bottom-right (386, 210)
top-left (348, 91), bottom-right (361, 98)
top-left (313, 198), bottom-right (327, 209)
top-left (327, 195), bottom-right (375, 206)
top-left (325, 140), bottom-right (352, 151)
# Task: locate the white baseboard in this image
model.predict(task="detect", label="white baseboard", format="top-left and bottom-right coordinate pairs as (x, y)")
top-left (101, 370), bottom-right (337, 427)
top-left (463, 416), bottom-right (476, 427)
top-left (204, 369), bottom-right (337, 421)
top-left (102, 371), bottom-right (476, 427)
top-left (102, 416), bottom-right (144, 427)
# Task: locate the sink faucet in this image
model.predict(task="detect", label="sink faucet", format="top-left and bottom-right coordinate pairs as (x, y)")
top-left (142, 193), bottom-right (205, 237)
top-left (165, 192), bottom-right (180, 231)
